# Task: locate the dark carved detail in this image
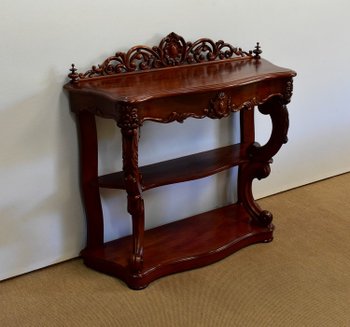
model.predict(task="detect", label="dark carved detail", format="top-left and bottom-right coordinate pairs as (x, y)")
top-left (159, 32), bottom-right (187, 66)
top-left (205, 92), bottom-right (258, 119)
top-left (284, 79), bottom-right (294, 104)
top-left (68, 32), bottom-right (258, 82)
top-left (206, 92), bottom-right (233, 118)
top-left (117, 106), bottom-right (141, 134)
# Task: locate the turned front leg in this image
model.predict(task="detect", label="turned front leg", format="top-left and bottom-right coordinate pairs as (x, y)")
top-left (121, 128), bottom-right (144, 274)
top-left (118, 106), bottom-right (144, 275)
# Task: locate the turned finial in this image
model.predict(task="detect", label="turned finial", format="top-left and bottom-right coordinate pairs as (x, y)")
top-left (68, 64), bottom-right (79, 83)
top-left (253, 42), bottom-right (262, 59)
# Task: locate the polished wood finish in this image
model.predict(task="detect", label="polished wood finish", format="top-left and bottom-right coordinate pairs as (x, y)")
top-left (81, 204), bottom-right (273, 290)
top-left (98, 144), bottom-right (249, 191)
top-left (64, 33), bottom-right (296, 289)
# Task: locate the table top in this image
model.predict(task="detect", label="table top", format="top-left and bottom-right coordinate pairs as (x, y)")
top-left (64, 58), bottom-right (296, 104)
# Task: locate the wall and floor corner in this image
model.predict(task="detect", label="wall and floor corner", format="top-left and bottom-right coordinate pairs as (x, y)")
top-left (1, 0), bottom-right (349, 281)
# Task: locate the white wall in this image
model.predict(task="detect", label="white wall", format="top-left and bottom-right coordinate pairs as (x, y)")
top-left (1, 0), bottom-right (349, 280)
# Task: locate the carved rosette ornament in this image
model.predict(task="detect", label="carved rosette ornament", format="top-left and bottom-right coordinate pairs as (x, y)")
top-left (205, 92), bottom-right (258, 119)
top-left (205, 92), bottom-right (233, 119)
top-left (159, 33), bottom-right (187, 66)
top-left (68, 33), bottom-right (260, 83)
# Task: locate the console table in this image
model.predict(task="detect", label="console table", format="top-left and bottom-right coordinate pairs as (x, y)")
top-left (64, 32), bottom-right (296, 289)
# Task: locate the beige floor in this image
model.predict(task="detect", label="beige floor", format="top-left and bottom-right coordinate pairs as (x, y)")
top-left (1, 173), bottom-right (350, 326)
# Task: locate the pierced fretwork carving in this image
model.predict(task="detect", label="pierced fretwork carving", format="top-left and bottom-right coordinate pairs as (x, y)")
top-left (68, 32), bottom-right (260, 83)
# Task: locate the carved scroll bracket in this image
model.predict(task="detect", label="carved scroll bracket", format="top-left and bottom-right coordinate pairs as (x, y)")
top-left (205, 92), bottom-right (233, 119)
top-left (248, 95), bottom-right (289, 162)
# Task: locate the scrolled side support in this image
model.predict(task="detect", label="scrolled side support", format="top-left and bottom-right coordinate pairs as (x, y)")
top-left (238, 161), bottom-right (273, 227)
top-left (248, 95), bottom-right (289, 161)
top-left (238, 95), bottom-right (290, 228)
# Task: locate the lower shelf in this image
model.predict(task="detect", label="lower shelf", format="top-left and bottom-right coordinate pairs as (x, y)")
top-left (81, 203), bottom-right (274, 289)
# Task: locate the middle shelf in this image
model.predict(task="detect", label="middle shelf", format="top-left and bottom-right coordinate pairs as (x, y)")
top-left (98, 143), bottom-right (250, 191)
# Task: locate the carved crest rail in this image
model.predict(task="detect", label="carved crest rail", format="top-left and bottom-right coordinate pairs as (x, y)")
top-left (68, 32), bottom-right (262, 83)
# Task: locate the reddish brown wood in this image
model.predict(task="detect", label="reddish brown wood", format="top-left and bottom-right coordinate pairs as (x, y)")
top-left (68, 32), bottom-right (254, 83)
top-left (120, 127), bottom-right (144, 274)
top-left (64, 33), bottom-right (296, 289)
top-left (65, 59), bottom-right (293, 108)
top-left (98, 143), bottom-right (249, 191)
top-left (81, 203), bottom-right (273, 290)
top-left (76, 112), bottom-right (104, 249)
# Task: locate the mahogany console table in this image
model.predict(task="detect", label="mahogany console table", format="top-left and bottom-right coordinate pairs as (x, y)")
top-left (64, 33), bottom-right (296, 289)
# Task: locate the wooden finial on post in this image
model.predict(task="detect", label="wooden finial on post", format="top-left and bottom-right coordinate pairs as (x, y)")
top-left (68, 64), bottom-right (79, 83)
top-left (253, 42), bottom-right (262, 59)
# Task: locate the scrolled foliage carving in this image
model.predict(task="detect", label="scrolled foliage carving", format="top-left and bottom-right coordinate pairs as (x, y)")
top-left (68, 32), bottom-right (259, 83)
